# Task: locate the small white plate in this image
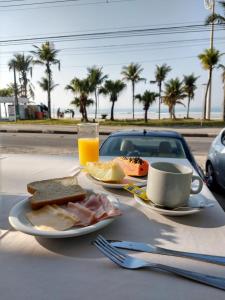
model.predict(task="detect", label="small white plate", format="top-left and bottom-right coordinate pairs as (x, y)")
top-left (9, 194), bottom-right (119, 238)
top-left (85, 173), bottom-right (147, 189)
top-left (134, 194), bottom-right (204, 216)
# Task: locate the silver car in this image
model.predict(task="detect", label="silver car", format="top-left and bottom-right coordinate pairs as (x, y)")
top-left (206, 128), bottom-right (225, 190)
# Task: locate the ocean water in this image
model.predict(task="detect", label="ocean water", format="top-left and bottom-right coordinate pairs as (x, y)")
top-left (60, 106), bottom-right (223, 120)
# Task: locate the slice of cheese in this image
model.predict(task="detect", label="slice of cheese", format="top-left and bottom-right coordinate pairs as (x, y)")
top-left (26, 205), bottom-right (79, 231)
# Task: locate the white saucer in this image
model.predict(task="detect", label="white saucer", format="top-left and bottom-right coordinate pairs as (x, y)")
top-left (134, 194), bottom-right (209, 216)
top-left (85, 173), bottom-right (147, 189)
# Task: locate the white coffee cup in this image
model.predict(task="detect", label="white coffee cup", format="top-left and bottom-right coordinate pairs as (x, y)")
top-left (146, 162), bottom-right (203, 209)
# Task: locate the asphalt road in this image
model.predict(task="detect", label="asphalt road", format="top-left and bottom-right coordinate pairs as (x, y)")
top-left (1, 132), bottom-right (224, 210)
top-left (0, 132), bottom-right (214, 156)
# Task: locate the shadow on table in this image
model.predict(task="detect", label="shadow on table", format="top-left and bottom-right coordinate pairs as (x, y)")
top-left (36, 202), bottom-right (177, 259)
top-left (100, 188), bottom-right (225, 229)
top-left (0, 193), bottom-right (27, 231)
top-left (213, 189), bottom-right (225, 211)
top-left (165, 194), bottom-right (225, 228)
top-left (166, 207), bottom-right (225, 228)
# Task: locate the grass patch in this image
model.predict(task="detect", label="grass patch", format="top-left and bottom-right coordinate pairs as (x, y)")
top-left (1, 118), bottom-right (225, 127)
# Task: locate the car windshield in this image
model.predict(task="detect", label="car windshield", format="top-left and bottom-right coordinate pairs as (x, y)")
top-left (100, 136), bottom-right (186, 158)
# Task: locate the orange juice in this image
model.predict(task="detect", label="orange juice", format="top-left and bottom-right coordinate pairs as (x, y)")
top-left (78, 137), bottom-right (99, 166)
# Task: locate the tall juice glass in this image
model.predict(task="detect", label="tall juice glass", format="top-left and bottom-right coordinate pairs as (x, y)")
top-left (77, 123), bottom-right (99, 166)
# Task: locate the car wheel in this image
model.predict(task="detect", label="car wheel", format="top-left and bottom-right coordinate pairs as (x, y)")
top-left (206, 162), bottom-right (218, 191)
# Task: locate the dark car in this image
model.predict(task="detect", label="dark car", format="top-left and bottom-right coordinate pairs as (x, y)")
top-left (100, 130), bottom-right (204, 178)
top-left (206, 128), bottom-right (225, 190)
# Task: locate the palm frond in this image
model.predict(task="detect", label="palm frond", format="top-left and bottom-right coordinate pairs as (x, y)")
top-left (205, 13), bottom-right (225, 24)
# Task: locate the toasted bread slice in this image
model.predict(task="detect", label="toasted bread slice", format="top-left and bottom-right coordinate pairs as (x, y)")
top-left (27, 176), bottom-right (86, 210)
top-left (27, 176), bottom-right (78, 194)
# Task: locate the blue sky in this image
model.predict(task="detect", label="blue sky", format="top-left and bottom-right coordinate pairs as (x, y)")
top-left (0, 0), bottom-right (225, 114)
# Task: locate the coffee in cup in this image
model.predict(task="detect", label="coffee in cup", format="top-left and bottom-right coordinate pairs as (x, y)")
top-left (146, 162), bottom-right (203, 209)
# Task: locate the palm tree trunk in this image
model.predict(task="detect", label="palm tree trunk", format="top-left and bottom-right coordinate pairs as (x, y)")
top-left (84, 106), bottom-right (88, 122)
top-left (132, 81), bottom-right (135, 120)
top-left (23, 72), bottom-right (28, 98)
top-left (111, 101), bottom-right (115, 121)
top-left (13, 62), bottom-right (19, 119)
top-left (82, 97), bottom-right (88, 122)
top-left (158, 82), bottom-right (161, 120)
top-left (168, 105), bottom-right (172, 119)
top-left (173, 106), bottom-right (176, 120)
top-left (144, 109), bottom-right (148, 123)
top-left (204, 73), bottom-right (211, 120)
top-left (187, 95), bottom-right (191, 119)
top-left (94, 89), bottom-right (98, 119)
top-left (223, 83), bottom-right (225, 122)
top-left (79, 102), bottom-right (85, 121)
top-left (46, 64), bottom-right (51, 119)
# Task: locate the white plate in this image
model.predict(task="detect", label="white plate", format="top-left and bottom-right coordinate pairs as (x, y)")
top-left (8, 194), bottom-right (119, 238)
top-left (86, 173), bottom-right (147, 189)
top-left (134, 194), bottom-right (203, 216)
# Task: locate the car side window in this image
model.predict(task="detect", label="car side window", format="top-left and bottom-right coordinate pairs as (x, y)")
top-left (221, 130), bottom-right (225, 146)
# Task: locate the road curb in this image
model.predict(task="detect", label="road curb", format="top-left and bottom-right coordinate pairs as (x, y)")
top-left (0, 129), bottom-right (217, 137)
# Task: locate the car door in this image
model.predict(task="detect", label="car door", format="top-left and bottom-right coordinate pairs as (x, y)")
top-left (216, 129), bottom-right (225, 188)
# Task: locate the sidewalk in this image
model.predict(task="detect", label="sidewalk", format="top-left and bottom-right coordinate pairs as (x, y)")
top-left (0, 123), bottom-right (223, 137)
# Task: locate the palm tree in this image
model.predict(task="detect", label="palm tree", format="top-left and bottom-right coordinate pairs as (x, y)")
top-left (65, 77), bottom-right (93, 122)
top-left (0, 86), bottom-right (14, 117)
top-left (87, 66), bottom-right (108, 119)
top-left (218, 64), bottom-right (225, 121)
top-left (8, 57), bottom-right (19, 116)
top-left (205, 1), bottom-right (225, 24)
top-left (121, 63), bottom-right (145, 119)
top-left (31, 42), bottom-right (60, 118)
top-left (8, 53), bottom-right (33, 98)
top-left (38, 77), bottom-right (57, 117)
top-left (38, 77), bottom-right (58, 98)
top-left (153, 64), bottom-right (171, 119)
top-left (99, 80), bottom-right (126, 121)
top-left (135, 91), bottom-right (158, 123)
top-left (183, 74), bottom-right (199, 119)
top-left (65, 108), bottom-right (75, 118)
top-left (198, 48), bottom-right (220, 120)
top-left (163, 78), bottom-right (186, 120)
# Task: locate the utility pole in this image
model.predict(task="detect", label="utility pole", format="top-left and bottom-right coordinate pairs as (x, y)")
top-left (204, 0), bottom-right (215, 120)
top-left (13, 61), bottom-right (20, 120)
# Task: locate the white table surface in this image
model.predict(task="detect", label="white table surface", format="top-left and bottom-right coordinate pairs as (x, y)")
top-left (1, 154), bottom-right (225, 300)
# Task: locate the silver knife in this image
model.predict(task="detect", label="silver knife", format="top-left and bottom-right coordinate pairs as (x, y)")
top-left (109, 240), bottom-right (225, 266)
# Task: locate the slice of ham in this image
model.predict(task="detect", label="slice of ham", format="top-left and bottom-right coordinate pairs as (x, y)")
top-left (66, 194), bottom-right (121, 227)
top-left (84, 194), bottom-right (107, 220)
top-left (67, 202), bottom-right (96, 226)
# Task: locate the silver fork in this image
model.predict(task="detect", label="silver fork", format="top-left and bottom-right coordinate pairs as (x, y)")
top-left (93, 235), bottom-right (225, 291)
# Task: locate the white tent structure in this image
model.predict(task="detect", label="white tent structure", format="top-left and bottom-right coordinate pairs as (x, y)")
top-left (0, 96), bottom-right (29, 121)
